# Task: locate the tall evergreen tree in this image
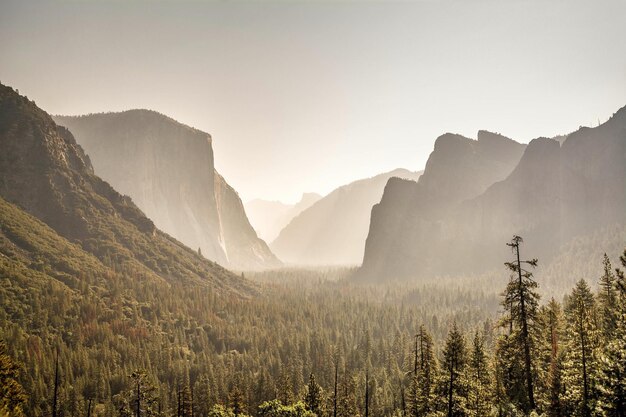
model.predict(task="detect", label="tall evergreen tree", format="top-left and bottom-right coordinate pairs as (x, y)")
top-left (118, 370), bottom-right (159, 417)
top-left (304, 373), bottom-right (323, 416)
top-left (438, 323), bottom-right (468, 417)
top-left (498, 235), bottom-right (540, 413)
top-left (537, 298), bottom-right (566, 417)
top-left (598, 254), bottom-right (618, 338)
top-left (598, 249), bottom-right (626, 417)
top-left (466, 332), bottom-right (491, 417)
top-left (563, 279), bottom-right (600, 417)
top-left (408, 325), bottom-right (437, 416)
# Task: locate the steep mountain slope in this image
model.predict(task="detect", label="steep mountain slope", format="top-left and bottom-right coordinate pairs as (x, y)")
top-left (0, 83), bottom-right (254, 294)
top-left (361, 110), bottom-right (626, 280)
top-left (361, 131), bottom-right (527, 279)
top-left (53, 111), bottom-right (279, 271)
top-left (271, 169), bottom-right (422, 265)
top-left (245, 193), bottom-right (321, 241)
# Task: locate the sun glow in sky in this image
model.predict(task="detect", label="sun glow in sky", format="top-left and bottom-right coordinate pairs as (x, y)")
top-left (1, 0), bottom-right (625, 203)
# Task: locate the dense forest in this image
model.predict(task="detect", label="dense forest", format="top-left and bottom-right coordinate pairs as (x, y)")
top-left (2, 234), bottom-right (625, 417)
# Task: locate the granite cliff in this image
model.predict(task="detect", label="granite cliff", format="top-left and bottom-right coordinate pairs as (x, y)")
top-left (361, 112), bottom-right (626, 280)
top-left (0, 83), bottom-right (254, 294)
top-left (54, 111), bottom-right (279, 270)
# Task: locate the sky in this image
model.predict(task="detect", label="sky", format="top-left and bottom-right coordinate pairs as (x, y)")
top-left (1, 0), bottom-right (625, 203)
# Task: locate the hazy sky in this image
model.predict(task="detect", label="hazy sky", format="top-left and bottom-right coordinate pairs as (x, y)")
top-left (1, 0), bottom-right (625, 203)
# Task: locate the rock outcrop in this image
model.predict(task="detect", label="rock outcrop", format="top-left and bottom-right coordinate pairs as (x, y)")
top-left (361, 131), bottom-right (527, 279)
top-left (361, 110), bottom-right (626, 280)
top-left (0, 83), bottom-right (255, 294)
top-left (54, 110), bottom-right (279, 270)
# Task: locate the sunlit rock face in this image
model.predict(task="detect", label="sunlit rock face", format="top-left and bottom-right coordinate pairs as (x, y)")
top-left (361, 109), bottom-right (626, 281)
top-left (54, 110), bottom-right (280, 270)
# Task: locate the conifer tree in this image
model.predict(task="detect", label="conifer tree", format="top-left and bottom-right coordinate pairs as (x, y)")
top-left (598, 254), bottom-right (618, 338)
top-left (229, 382), bottom-right (246, 417)
top-left (408, 325), bottom-right (436, 416)
top-left (466, 332), bottom-right (491, 417)
top-left (338, 372), bottom-right (359, 417)
top-left (563, 279), bottom-right (600, 417)
top-left (438, 323), bottom-right (468, 417)
top-left (119, 370), bottom-right (159, 417)
top-left (537, 298), bottom-right (566, 417)
top-left (304, 373), bottom-right (323, 416)
top-left (598, 250), bottom-right (626, 417)
top-left (498, 235), bottom-right (540, 413)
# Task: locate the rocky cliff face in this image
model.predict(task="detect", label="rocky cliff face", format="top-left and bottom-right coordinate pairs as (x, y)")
top-left (0, 83), bottom-right (254, 294)
top-left (271, 169), bottom-right (422, 265)
top-left (54, 111), bottom-right (280, 270)
top-left (361, 132), bottom-right (527, 279)
top-left (361, 110), bottom-right (626, 280)
top-left (214, 171), bottom-right (278, 269)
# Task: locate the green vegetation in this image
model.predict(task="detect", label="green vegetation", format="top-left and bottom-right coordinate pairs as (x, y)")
top-left (1, 198), bottom-right (625, 416)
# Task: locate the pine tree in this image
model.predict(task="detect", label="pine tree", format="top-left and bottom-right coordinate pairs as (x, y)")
top-left (120, 370), bottom-right (159, 417)
top-left (408, 325), bottom-right (436, 416)
top-left (537, 298), bottom-right (566, 417)
top-left (438, 323), bottom-right (468, 417)
top-left (563, 279), bottom-right (600, 417)
top-left (466, 332), bottom-right (491, 417)
top-left (229, 382), bottom-right (246, 417)
top-left (498, 235), bottom-right (540, 413)
top-left (277, 364), bottom-right (295, 406)
top-left (598, 254), bottom-right (618, 338)
top-left (598, 250), bottom-right (626, 417)
top-left (338, 372), bottom-right (359, 417)
top-left (304, 373), bottom-right (323, 416)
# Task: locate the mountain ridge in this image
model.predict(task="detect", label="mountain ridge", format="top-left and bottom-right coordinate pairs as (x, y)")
top-left (0, 82), bottom-right (255, 295)
top-left (53, 110), bottom-right (280, 271)
top-left (361, 109), bottom-right (626, 280)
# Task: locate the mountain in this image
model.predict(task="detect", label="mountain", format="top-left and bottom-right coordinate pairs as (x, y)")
top-left (271, 169), bottom-right (422, 265)
top-left (245, 193), bottom-right (321, 241)
top-left (0, 83), bottom-right (254, 295)
top-left (53, 111), bottom-right (279, 271)
top-left (361, 112), bottom-right (626, 280)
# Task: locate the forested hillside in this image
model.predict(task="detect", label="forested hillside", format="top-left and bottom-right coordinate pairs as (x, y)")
top-left (2, 227), bottom-right (626, 416)
top-left (0, 83), bottom-right (251, 293)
